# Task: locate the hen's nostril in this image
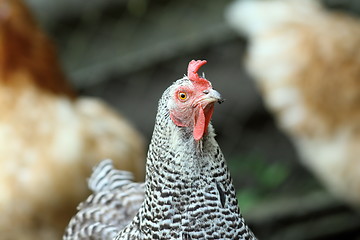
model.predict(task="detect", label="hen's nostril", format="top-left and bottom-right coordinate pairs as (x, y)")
top-left (203, 90), bottom-right (210, 94)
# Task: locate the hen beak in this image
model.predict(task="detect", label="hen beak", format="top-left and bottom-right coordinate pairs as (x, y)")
top-left (203, 89), bottom-right (224, 104)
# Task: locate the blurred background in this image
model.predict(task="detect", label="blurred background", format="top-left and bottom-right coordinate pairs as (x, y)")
top-left (2, 0), bottom-right (360, 239)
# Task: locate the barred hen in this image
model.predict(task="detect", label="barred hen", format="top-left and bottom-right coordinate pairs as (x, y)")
top-left (226, 0), bottom-right (360, 206)
top-left (0, 0), bottom-right (145, 239)
top-left (64, 60), bottom-right (256, 239)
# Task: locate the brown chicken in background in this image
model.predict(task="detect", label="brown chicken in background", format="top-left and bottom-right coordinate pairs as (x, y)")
top-left (0, 0), bottom-right (145, 239)
top-left (226, 0), bottom-right (360, 207)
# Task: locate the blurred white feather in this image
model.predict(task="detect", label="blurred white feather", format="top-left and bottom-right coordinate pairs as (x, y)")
top-left (0, 0), bottom-right (145, 239)
top-left (226, 0), bottom-right (360, 206)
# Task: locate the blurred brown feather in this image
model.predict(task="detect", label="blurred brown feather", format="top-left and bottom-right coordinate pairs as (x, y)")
top-left (0, 0), bottom-right (74, 97)
top-left (0, 0), bottom-right (145, 239)
top-left (226, 0), bottom-right (360, 206)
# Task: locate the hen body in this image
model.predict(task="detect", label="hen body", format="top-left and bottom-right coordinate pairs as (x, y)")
top-left (226, 0), bottom-right (360, 206)
top-left (0, 0), bottom-right (145, 239)
top-left (64, 60), bottom-right (256, 239)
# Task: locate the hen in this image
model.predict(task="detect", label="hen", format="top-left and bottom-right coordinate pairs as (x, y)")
top-left (0, 0), bottom-right (145, 239)
top-left (64, 60), bottom-right (256, 239)
top-left (226, 0), bottom-right (360, 206)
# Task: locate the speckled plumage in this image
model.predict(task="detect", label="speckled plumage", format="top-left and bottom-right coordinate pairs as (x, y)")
top-left (64, 160), bottom-right (144, 239)
top-left (64, 64), bottom-right (256, 240)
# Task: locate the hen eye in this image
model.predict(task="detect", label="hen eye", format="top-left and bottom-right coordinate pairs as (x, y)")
top-left (178, 92), bottom-right (188, 101)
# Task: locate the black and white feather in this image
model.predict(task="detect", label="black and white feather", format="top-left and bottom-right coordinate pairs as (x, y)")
top-left (64, 75), bottom-right (256, 240)
top-left (64, 160), bottom-right (144, 240)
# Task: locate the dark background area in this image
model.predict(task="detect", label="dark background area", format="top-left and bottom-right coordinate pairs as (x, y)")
top-left (24, 0), bottom-right (360, 239)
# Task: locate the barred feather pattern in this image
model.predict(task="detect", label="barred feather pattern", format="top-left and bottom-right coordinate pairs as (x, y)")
top-left (64, 77), bottom-right (256, 239)
top-left (63, 160), bottom-right (145, 240)
top-left (114, 78), bottom-right (256, 239)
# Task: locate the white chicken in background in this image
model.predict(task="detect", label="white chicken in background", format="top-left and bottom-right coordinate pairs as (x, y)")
top-left (226, 0), bottom-right (360, 207)
top-left (0, 0), bottom-right (145, 239)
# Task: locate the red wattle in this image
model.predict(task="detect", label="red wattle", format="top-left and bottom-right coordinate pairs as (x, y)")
top-left (193, 107), bottom-right (206, 141)
top-left (193, 104), bottom-right (214, 141)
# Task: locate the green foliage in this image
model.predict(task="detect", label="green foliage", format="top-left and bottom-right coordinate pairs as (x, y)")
top-left (236, 188), bottom-right (259, 213)
top-left (228, 152), bottom-right (290, 213)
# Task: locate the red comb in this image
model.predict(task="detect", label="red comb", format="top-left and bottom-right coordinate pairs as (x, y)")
top-left (187, 60), bottom-right (211, 89)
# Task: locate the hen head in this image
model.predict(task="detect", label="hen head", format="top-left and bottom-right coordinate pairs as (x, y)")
top-left (168, 60), bottom-right (223, 141)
